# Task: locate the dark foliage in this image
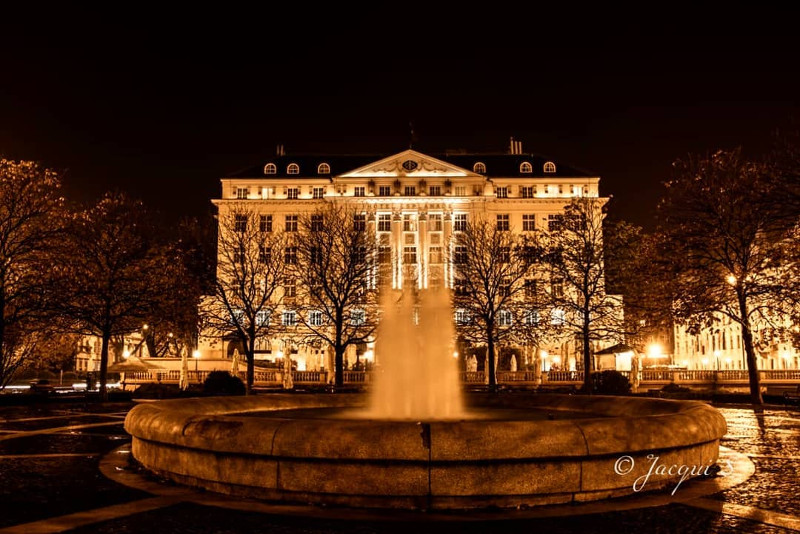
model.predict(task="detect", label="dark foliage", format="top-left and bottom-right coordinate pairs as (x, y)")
top-left (590, 370), bottom-right (632, 395)
top-left (203, 371), bottom-right (245, 396)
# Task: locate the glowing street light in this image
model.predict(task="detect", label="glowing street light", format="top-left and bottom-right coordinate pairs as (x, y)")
top-left (726, 275), bottom-right (737, 286)
top-left (122, 349), bottom-right (130, 359)
top-left (192, 349), bottom-right (201, 372)
top-left (647, 343), bottom-right (664, 359)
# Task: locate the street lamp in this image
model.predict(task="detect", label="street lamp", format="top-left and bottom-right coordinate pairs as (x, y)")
top-left (192, 349), bottom-right (201, 372)
top-left (726, 275), bottom-right (737, 286)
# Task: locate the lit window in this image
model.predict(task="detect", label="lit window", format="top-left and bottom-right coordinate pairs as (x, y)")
top-left (317, 163), bottom-right (330, 174)
top-left (496, 214), bottom-right (509, 231)
top-left (378, 214), bottom-right (391, 232)
top-left (520, 162), bottom-right (532, 173)
top-left (522, 214), bottom-right (535, 231)
top-left (287, 163), bottom-right (300, 175)
top-left (403, 214), bottom-right (415, 232)
top-left (285, 215), bottom-right (298, 232)
top-left (454, 213), bottom-right (467, 231)
top-left (551, 309), bottom-right (565, 325)
top-left (236, 187), bottom-right (249, 199)
top-left (379, 185), bottom-right (392, 196)
top-left (524, 309), bottom-right (540, 325)
top-left (544, 161), bottom-right (556, 173)
top-left (309, 310), bottom-right (323, 326)
top-left (404, 185), bottom-right (417, 196)
top-left (455, 309), bottom-right (470, 325)
top-left (313, 187), bottom-right (325, 199)
top-left (496, 186), bottom-right (509, 198)
top-left (350, 309), bottom-right (365, 326)
top-left (264, 163), bottom-right (277, 175)
top-left (282, 310), bottom-right (297, 326)
top-left (498, 309), bottom-right (513, 326)
top-left (454, 185), bottom-right (466, 196)
top-left (354, 186), bottom-right (366, 197)
top-left (473, 162), bottom-right (486, 174)
top-left (234, 215), bottom-right (247, 232)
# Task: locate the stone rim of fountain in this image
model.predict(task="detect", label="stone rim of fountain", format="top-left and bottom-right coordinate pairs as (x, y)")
top-left (125, 393), bottom-right (727, 510)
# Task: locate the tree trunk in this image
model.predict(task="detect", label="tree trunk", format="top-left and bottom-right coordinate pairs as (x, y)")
top-left (245, 334), bottom-right (255, 395)
top-left (487, 324), bottom-right (497, 390)
top-left (738, 292), bottom-right (763, 404)
top-left (99, 330), bottom-right (110, 402)
top-left (334, 314), bottom-right (344, 388)
top-left (582, 315), bottom-right (592, 394)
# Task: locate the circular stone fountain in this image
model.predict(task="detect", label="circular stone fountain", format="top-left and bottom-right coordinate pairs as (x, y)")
top-left (125, 290), bottom-right (726, 509)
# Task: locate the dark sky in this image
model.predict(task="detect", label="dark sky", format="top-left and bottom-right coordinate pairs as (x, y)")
top-left (1, 8), bottom-right (798, 228)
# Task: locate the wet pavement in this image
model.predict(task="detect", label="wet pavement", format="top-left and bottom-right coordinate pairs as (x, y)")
top-left (0, 400), bottom-right (797, 533)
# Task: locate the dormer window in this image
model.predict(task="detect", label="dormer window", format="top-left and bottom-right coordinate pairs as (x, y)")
top-left (473, 162), bottom-right (486, 174)
top-left (544, 161), bottom-right (556, 173)
top-left (264, 163), bottom-right (277, 175)
top-left (520, 161), bottom-right (533, 173)
top-left (317, 163), bottom-right (330, 174)
top-left (287, 163), bottom-right (300, 175)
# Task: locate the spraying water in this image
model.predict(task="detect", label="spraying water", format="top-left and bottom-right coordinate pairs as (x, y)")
top-left (367, 287), bottom-right (465, 420)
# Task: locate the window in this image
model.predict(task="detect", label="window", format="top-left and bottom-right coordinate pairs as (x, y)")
top-left (310, 214), bottom-right (324, 232)
top-left (354, 186), bottom-right (366, 197)
top-left (454, 185), bottom-right (466, 196)
top-left (454, 213), bottom-right (467, 231)
top-left (558, 184), bottom-right (563, 195)
top-left (524, 309), bottom-right (540, 326)
top-left (455, 309), bottom-right (470, 325)
top-left (524, 279), bottom-right (537, 298)
top-left (429, 246), bottom-right (442, 264)
top-left (521, 186), bottom-right (534, 198)
top-left (429, 185), bottom-right (441, 196)
top-left (264, 163), bottom-right (277, 175)
top-left (498, 309), bottom-right (513, 326)
top-left (429, 213), bottom-right (442, 231)
top-left (317, 163), bottom-right (330, 174)
top-left (454, 279), bottom-right (468, 296)
top-left (496, 186), bottom-right (509, 198)
top-left (377, 214), bottom-right (391, 232)
top-left (234, 215), bottom-right (247, 232)
top-left (284, 279), bottom-right (296, 298)
top-left (454, 245), bottom-right (467, 264)
top-left (520, 161), bottom-right (533, 173)
top-left (353, 213), bottom-right (366, 231)
top-left (353, 246), bottom-right (367, 264)
top-left (286, 187), bottom-right (299, 199)
top-left (522, 214), bottom-right (536, 231)
top-left (499, 247), bottom-right (510, 263)
top-left (233, 243), bottom-right (245, 264)
top-left (258, 245), bottom-right (270, 264)
top-left (285, 215), bottom-right (298, 232)
top-left (403, 214), bottom-right (415, 232)
top-left (403, 246), bottom-right (417, 264)
top-left (259, 215), bottom-right (272, 232)
top-left (310, 247), bottom-right (322, 265)
top-left (287, 163), bottom-right (300, 175)
top-left (496, 214), bottom-right (509, 231)
top-left (350, 309), bottom-right (365, 326)
top-left (379, 185), bottom-right (392, 196)
top-left (285, 246), bottom-right (297, 264)
top-left (548, 214), bottom-right (563, 232)
top-left (282, 310), bottom-right (297, 326)
top-left (230, 309), bottom-right (244, 325)
top-left (309, 310), bottom-right (323, 326)
top-left (256, 311), bottom-right (270, 326)
top-left (551, 278), bottom-right (564, 298)
top-left (313, 187), bottom-right (325, 199)
top-left (551, 308), bottom-right (565, 325)
top-left (473, 162), bottom-right (486, 174)
top-left (404, 185), bottom-right (417, 196)
top-left (544, 161), bottom-right (556, 173)
top-left (236, 187), bottom-right (249, 199)
top-left (378, 246), bottom-right (391, 264)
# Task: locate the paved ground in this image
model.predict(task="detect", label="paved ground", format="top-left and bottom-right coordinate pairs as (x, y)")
top-left (0, 399), bottom-right (797, 533)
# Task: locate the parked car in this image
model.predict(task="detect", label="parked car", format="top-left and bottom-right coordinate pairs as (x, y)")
top-left (29, 379), bottom-right (55, 394)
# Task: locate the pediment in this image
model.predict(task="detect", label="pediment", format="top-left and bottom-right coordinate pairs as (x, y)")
top-left (339, 150), bottom-right (479, 178)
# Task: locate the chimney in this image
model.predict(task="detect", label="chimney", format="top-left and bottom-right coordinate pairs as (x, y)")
top-left (508, 137), bottom-right (523, 155)
top-left (276, 144), bottom-right (285, 156)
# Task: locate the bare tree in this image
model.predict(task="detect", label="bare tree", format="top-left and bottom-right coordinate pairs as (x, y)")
top-left (544, 197), bottom-right (625, 392)
top-left (204, 208), bottom-right (286, 394)
top-left (452, 218), bottom-right (536, 389)
top-left (659, 149), bottom-right (794, 405)
top-left (53, 193), bottom-right (172, 400)
top-left (292, 203), bottom-right (378, 388)
top-left (0, 158), bottom-right (65, 389)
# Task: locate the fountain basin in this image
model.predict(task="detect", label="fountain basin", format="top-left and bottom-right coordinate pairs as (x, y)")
top-left (125, 394), bottom-right (727, 509)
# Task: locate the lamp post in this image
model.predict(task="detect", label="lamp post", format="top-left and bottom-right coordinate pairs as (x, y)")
top-left (192, 349), bottom-right (201, 373)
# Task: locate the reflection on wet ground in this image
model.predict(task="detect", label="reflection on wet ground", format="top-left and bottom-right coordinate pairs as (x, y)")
top-left (0, 401), bottom-right (797, 533)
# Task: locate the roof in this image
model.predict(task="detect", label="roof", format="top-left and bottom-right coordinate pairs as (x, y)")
top-left (594, 343), bottom-right (636, 355)
top-left (227, 151), bottom-right (595, 179)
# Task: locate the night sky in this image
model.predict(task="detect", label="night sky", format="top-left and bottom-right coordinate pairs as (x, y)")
top-left (1, 8), bottom-right (798, 228)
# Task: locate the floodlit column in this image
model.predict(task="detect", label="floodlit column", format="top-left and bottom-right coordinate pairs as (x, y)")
top-left (443, 211), bottom-right (453, 288)
top-left (367, 212), bottom-right (377, 289)
top-left (418, 211), bottom-right (427, 289)
top-left (392, 210), bottom-right (402, 290)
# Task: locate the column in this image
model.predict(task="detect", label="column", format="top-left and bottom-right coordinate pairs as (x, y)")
top-left (391, 209), bottom-right (402, 290)
top-left (418, 211), bottom-right (427, 290)
top-left (443, 211), bottom-right (453, 288)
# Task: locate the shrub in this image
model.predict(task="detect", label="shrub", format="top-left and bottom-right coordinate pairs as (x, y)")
top-left (590, 370), bottom-right (632, 396)
top-left (203, 371), bottom-right (246, 396)
top-left (132, 383), bottom-right (183, 400)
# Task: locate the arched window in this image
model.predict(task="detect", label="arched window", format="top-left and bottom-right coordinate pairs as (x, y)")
top-left (520, 161), bottom-right (533, 173)
top-left (287, 163), bottom-right (300, 175)
top-left (264, 163), bottom-right (277, 175)
top-left (543, 161), bottom-right (556, 173)
top-left (473, 162), bottom-right (486, 174)
top-left (317, 163), bottom-right (330, 175)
